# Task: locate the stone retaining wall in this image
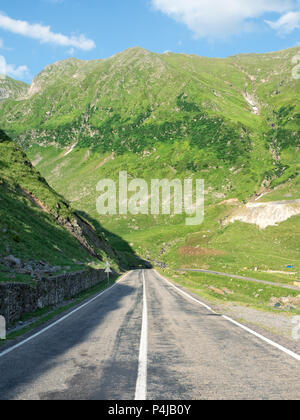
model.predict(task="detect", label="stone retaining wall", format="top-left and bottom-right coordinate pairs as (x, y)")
top-left (0, 269), bottom-right (107, 324)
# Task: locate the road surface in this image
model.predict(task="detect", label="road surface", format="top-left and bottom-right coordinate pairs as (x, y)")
top-left (0, 269), bottom-right (299, 400)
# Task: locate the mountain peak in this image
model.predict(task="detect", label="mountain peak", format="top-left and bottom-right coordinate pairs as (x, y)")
top-left (0, 76), bottom-right (28, 100)
top-left (123, 46), bottom-right (151, 53)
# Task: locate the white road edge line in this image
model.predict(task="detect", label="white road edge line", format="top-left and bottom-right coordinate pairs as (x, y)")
top-left (0, 271), bottom-right (132, 359)
top-left (154, 269), bottom-right (300, 362)
top-left (222, 316), bottom-right (300, 361)
top-left (154, 269), bottom-right (217, 314)
top-left (135, 269), bottom-right (148, 400)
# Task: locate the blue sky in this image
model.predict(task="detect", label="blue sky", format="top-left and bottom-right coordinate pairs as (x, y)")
top-left (1, 0), bottom-right (300, 82)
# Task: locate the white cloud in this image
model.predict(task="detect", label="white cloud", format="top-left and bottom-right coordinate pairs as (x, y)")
top-left (0, 55), bottom-right (29, 79)
top-left (0, 12), bottom-right (95, 51)
top-left (266, 11), bottom-right (300, 34)
top-left (151, 0), bottom-right (299, 38)
top-left (67, 47), bottom-right (75, 55)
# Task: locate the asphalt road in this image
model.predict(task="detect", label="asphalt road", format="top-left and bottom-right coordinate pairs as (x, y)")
top-left (0, 269), bottom-right (299, 400)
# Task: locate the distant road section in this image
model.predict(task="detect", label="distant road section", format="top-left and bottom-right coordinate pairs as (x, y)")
top-left (176, 268), bottom-right (300, 292)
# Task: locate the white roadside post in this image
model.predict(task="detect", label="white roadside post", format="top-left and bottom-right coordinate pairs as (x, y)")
top-left (105, 261), bottom-right (112, 287)
top-left (0, 316), bottom-right (6, 340)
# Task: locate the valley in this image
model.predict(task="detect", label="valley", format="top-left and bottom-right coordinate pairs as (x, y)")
top-left (1, 46), bottom-right (300, 318)
top-left (2, 0), bottom-right (300, 402)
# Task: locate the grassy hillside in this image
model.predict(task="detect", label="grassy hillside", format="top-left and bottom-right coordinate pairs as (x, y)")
top-left (25, 141), bottom-right (300, 287)
top-left (1, 47), bottom-right (299, 191)
top-left (0, 130), bottom-right (142, 284)
top-left (0, 47), bottom-right (299, 284)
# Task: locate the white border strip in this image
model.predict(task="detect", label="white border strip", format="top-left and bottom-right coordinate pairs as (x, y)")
top-left (0, 271), bottom-right (132, 359)
top-left (222, 315), bottom-right (300, 361)
top-left (154, 270), bottom-right (217, 314)
top-left (135, 270), bottom-right (148, 400)
top-left (154, 270), bottom-right (300, 362)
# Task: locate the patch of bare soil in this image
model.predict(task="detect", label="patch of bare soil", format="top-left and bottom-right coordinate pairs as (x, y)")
top-left (225, 199), bottom-right (300, 229)
top-left (218, 198), bottom-right (240, 206)
top-left (63, 142), bottom-right (77, 156)
top-left (178, 247), bottom-right (226, 257)
top-left (21, 188), bottom-right (48, 212)
top-left (32, 153), bottom-right (43, 167)
top-left (81, 150), bottom-right (90, 163)
top-left (95, 154), bottom-right (114, 169)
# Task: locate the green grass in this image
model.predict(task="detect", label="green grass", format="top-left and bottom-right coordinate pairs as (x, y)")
top-left (0, 182), bottom-right (97, 283)
top-left (161, 269), bottom-right (300, 315)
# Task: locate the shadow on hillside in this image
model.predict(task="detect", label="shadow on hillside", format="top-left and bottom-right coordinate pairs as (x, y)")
top-left (0, 178), bottom-right (151, 271)
top-left (0, 161), bottom-right (8, 170)
top-left (75, 210), bottom-right (152, 270)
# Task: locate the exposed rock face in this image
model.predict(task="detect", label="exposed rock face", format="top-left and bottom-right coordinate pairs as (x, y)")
top-left (1, 256), bottom-right (62, 279)
top-left (226, 200), bottom-right (300, 229)
top-left (244, 93), bottom-right (260, 115)
top-left (4, 255), bottom-right (21, 267)
top-left (57, 213), bottom-right (118, 260)
top-left (269, 295), bottom-right (300, 309)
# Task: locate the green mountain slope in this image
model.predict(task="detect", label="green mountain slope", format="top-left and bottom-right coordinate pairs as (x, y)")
top-left (1, 47), bottom-right (300, 281)
top-left (0, 130), bottom-right (141, 284)
top-left (1, 47), bottom-right (299, 189)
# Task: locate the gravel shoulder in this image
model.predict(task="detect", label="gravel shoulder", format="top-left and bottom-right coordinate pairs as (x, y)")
top-left (196, 295), bottom-right (300, 356)
top-left (161, 270), bottom-right (300, 355)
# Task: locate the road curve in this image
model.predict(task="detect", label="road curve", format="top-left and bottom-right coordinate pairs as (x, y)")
top-left (0, 269), bottom-right (299, 400)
